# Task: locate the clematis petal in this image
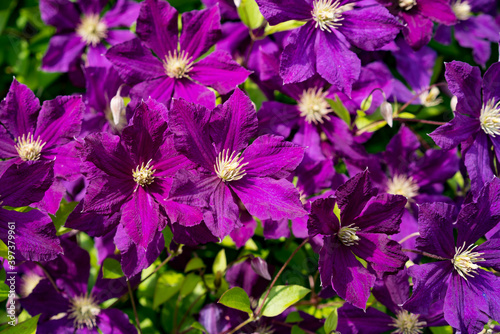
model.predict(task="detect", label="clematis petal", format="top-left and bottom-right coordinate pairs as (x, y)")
top-left (337, 303), bottom-right (395, 334)
top-left (336, 170), bottom-right (378, 223)
top-left (180, 6), bottom-right (221, 60)
top-left (39, 0), bottom-right (80, 31)
top-left (399, 12), bottom-right (433, 50)
top-left (203, 181), bottom-right (240, 239)
top-left (307, 197), bottom-right (340, 237)
top-left (464, 132), bottom-right (496, 195)
top-left (41, 33), bottom-right (86, 73)
top-left (129, 76), bottom-right (175, 108)
top-left (351, 193), bottom-right (406, 234)
top-left (173, 78), bottom-right (216, 109)
top-left (482, 62), bottom-right (500, 104)
top-left (444, 61), bottom-right (483, 117)
top-left (255, 0), bottom-right (312, 25)
top-left (429, 113), bottom-right (480, 150)
top-left (97, 309), bottom-right (138, 334)
top-left (102, 0), bottom-right (140, 28)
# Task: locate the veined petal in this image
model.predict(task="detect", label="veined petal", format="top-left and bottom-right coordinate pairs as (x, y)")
top-left (255, 0), bottom-right (312, 25)
top-left (257, 101), bottom-right (300, 138)
top-left (307, 197), bottom-right (340, 237)
top-left (180, 6), bottom-right (221, 60)
top-left (351, 193), bottom-right (406, 234)
top-left (203, 181), bottom-right (240, 239)
top-left (41, 34), bottom-right (86, 73)
top-left (444, 61), bottom-right (483, 117)
top-left (464, 132), bottom-right (496, 195)
top-left (241, 134), bottom-right (305, 179)
top-left (400, 12), bottom-right (433, 50)
top-left (136, 0), bottom-right (178, 59)
top-left (173, 78), bottom-right (216, 109)
top-left (482, 62), bottom-right (500, 104)
top-left (102, 0), bottom-right (140, 28)
top-left (209, 88), bottom-right (257, 154)
top-left (336, 170), bottom-right (378, 223)
top-left (429, 114), bottom-right (480, 150)
top-left (129, 76), bottom-right (175, 108)
top-left (83, 177), bottom-right (135, 214)
top-left (97, 309), bottom-right (138, 334)
top-left (416, 0), bottom-right (456, 24)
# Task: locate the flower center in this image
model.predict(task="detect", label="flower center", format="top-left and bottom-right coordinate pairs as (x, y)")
top-left (20, 273), bottom-right (42, 297)
top-left (76, 14), bottom-right (108, 46)
top-left (15, 133), bottom-right (46, 161)
top-left (68, 294), bottom-right (101, 330)
top-left (311, 0), bottom-right (354, 32)
top-left (391, 310), bottom-right (427, 334)
top-left (298, 87), bottom-right (332, 124)
top-left (419, 87), bottom-right (443, 107)
top-left (214, 149), bottom-right (248, 182)
top-left (452, 242), bottom-right (485, 280)
top-left (479, 98), bottom-right (500, 137)
top-left (338, 224), bottom-right (360, 246)
top-left (386, 175), bottom-right (419, 200)
top-left (452, 0), bottom-right (472, 20)
top-left (133, 159), bottom-right (156, 187)
top-left (163, 50), bottom-right (194, 79)
top-left (399, 0), bottom-right (417, 11)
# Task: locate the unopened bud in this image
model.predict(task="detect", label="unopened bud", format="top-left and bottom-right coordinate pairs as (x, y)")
top-left (380, 101), bottom-right (393, 128)
top-left (450, 95), bottom-right (457, 112)
top-left (110, 92), bottom-right (125, 125)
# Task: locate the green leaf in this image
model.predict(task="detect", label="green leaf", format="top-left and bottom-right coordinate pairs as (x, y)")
top-left (191, 321), bottom-right (208, 333)
top-left (244, 79), bottom-right (267, 110)
top-left (0, 282), bottom-right (9, 302)
top-left (212, 249), bottom-right (227, 274)
top-left (102, 258), bottom-right (124, 279)
top-left (0, 240), bottom-right (8, 259)
top-left (265, 20), bottom-right (305, 36)
top-left (51, 201), bottom-right (78, 233)
top-left (180, 273), bottom-right (201, 297)
top-left (327, 96), bottom-right (351, 126)
top-left (324, 308), bottom-right (339, 334)
top-left (291, 325), bottom-right (306, 334)
top-left (236, 0), bottom-right (265, 29)
top-left (184, 258), bottom-right (205, 273)
top-left (153, 271), bottom-right (184, 309)
top-left (2, 314), bottom-right (39, 333)
top-left (258, 285), bottom-right (310, 317)
top-left (162, 226), bottom-right (173, 252)
top-left (360, 95), bottom-right (373, 111)
top-left (219, 287), bottom-right (253, 315)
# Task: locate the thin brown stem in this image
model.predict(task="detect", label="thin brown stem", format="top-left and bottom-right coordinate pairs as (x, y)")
top-left (127, 280), bottom-right (143, 334)
top-left (175, 293), bottom-right (205, 333)
top-left (393, 117), bottom-right (446, 126)
top-left (255, 238), bottom-right (310, 317)
top-left (35, 262), bottom-right (60, 293)
top-left (402, 248), bottom-right (448, 260)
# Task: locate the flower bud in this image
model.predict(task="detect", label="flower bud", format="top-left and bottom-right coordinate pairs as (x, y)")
top-left (110, 93), bottom-right (125, 125)
top-left (380, 101), bottom-right (393, 128)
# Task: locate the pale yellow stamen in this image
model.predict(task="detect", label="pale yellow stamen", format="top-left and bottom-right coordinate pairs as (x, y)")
top-left (452, 0), bottom-right (472, 21)
top-left (68, 294), bottom-right (100, 330)
top-left (480, 98), bottom-right (500, 137)
top-left (133, 159), bottom-right (156, 188)
top-left (391, 310), bottom-right (427, 334)
top-left (419, 87), bottom-right (443, 107)
top-left (76, 14), bottom-right (108, 46)
top-left (163, 50), bottom-right (194, 79)
top-left (311, 0), bottom-right (354, 32)
top-left (214, 149), bottom-right (248, 182)
top-left (298, 87), bottom-right (332, 124)
top-left (452, 242), bottom-right (485, 280)
top-left (15, 133), bottom-right (46, 161)
top-left (399, 0), bottom-right (417, 11)
top-left (338, 223), bottom-right (360, 246)
top-left (387, 175), bottom-right (420, 200)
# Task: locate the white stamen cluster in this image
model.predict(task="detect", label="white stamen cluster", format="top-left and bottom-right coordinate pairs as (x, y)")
top-left (387, 175), bottom-right (420, 200)
top-left (338, 224), bottom-right (360, 246)
top-left (311, 0), bottom-right (354, 32)
top-left (419, 87), bottom-right (443, 107)
top-left (76, 14), bottom-right (108, 46)
top-left (298, 87), bottom-right (332, 124)
top-left (68, 294), bottom-right (101, 330)
top-left (15, 133), bottom-right (46, 161)
top-left (452, 0), bottom-right (472, 21)
top-left (452, 242), bottom-right (485, 280)
top-left (480, 98), bottom-right (500, 137)
top-left (163, 50), bottom-right (194, 79)
top-left (214, 149), bottom-right (248, 182)
top-left (133, 159), bottom-right (156, 187)
top-left (391, 310), bottom-right (427, 334)
top-left (399, 0), bottom-right (417, 11)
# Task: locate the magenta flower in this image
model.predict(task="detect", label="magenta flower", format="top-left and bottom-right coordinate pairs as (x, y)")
top-left (429, 61), bottom-right (500, 194)
top-left (308, 170), bottom-right (408, 309)
top-left (40, 0), bottom-right (140, 72)
top-left (255, 0), bottom-right (401, 95)
top-left (78, 98), bottom-right (195, 250)
top-left (168, 89), bottom-right (307, 239)
top-left (106, 0), bottom-right (250, 109)
top-left (403, 178), bottom-right (500, 333)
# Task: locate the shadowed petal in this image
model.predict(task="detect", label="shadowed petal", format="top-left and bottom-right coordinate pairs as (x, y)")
top-left (482, 62), bottom-right (500, 104)
top-left (102, 0), bottom-right (140, 28)
top-left (97, 309), bottom-right (138, 334)
top-left (41, 34), bottom-right (86, 72)
top-left (129, 76), bottom-right (175, 107)
top-left (336, 170), bottom-right (378, 223)
top-left (40, 0), bottom-right (80, 31)
top-left (400, 12), bottom-right (433, 50)
top-left (464, 132), bottom-right (495, 195)
top-left (307, 197), bottom-right (340, 237)
top-left (173, 78), bottom-right (216, 109)
top-left (337, 303), bottom-right (394, 334)
top-left (445, 61), bottom-right (483, 117)
top-left (351, 193), bottom-right (406, 234)
top-left (429, 114), bottom-right (480, 150)
top-left (255, 0), bottom-right (311, 25)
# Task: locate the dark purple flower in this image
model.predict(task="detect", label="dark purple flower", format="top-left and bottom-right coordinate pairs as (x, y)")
top-left (308, 170), bottom-right (408, 309)
top-left (106, 0), bottom-right (250, 109)
top-left (376, 0), bottom-right (456, 49)
top-left (202, 0), bottom-right (239, 20)
top-left (0, 79), bottom-right (84, 213)
top-left (78, 98), bottom-right (195, 250)
top-left (168, 88), bottom-right (307, 239)
top-left (40, 0), bottom-right (139, 72)
top-left (255, 0), bottom-right (401, 94)
top-left (0, 162), bottom-right (62, 261)
top-left (20, 239), bottom-right (137, 333)
top-left (403, 177), bottom-right (500, 333)
top-left (429, 61), bottom-right (500, 194)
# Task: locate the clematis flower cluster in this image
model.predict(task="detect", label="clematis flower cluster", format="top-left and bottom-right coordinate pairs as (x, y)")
top-left (1, 0), bottom-right (500, 333)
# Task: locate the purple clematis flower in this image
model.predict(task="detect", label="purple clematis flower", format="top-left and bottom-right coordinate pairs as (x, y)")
top-left (255, 0), bottom-right (401, 94)
top-left (403, 177), bottom-right (500, 333)
top-left (308, 170), bottom-right (408, 309)
top-left (168, 88), bottom-right (307, 239)
top-left (106, 0), bottom-right (250, 109)
top-left (40, 0), bottom-right (139, 73)
top-left (78, 98), bottom-right (196, 250)
top-left (202, 0), bottom-right (239, 20)
top-left (0, 161), bottom-right (62, 262)
top-left (0, 79), bottom-right (84, 214)
top-left (20, 238), bottom-right (138, 334)
top-left (376, 0), bottom-right (456, 49)
top-left (429, 61), bottom-right (500, 194)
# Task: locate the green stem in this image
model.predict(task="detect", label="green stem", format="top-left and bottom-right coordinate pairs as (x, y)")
top-left (128, 280), bottom-right (143, 334)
